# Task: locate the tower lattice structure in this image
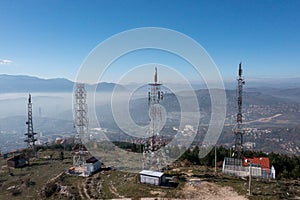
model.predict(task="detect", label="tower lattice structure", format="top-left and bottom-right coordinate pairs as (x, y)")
top-left (24, 94), bottom-right (37, 154)
top-left (73, 83), bottom-right (89, 167)
top-left (233, 63), bottom-right (246, 158)
top-left (143, 67), bottom-right (167, 171)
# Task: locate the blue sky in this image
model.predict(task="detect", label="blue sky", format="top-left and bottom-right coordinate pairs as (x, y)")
top-left (0, 0), bottom-right (299, 83)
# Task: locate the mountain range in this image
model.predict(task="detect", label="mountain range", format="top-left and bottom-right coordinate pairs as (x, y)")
top-left (1, 74), bottom-right (300, 93)
top-left (0, 74), bottom-right (125, 93)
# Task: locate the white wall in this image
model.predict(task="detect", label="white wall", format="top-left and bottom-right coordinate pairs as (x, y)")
top-left (140, 175), bottom-right (160, 186)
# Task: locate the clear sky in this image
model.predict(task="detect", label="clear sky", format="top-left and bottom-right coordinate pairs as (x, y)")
top-left (0, 0), bottom-right (299, 83)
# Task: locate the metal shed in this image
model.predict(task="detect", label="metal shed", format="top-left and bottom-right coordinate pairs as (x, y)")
top-left (139, 170), bottom-right (165, 186)
top-left (86, 156), bottom-right (102, 175)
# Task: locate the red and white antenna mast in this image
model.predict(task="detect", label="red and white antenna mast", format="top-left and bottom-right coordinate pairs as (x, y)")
top-left (143, 67), bottom-right (166, 171)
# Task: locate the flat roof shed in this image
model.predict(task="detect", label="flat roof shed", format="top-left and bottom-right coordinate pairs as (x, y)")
top-left (139, 170), bottom-right (165, 186)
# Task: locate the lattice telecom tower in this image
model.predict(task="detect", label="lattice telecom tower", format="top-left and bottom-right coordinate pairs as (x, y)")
top-left (233, 63), bottom-right (246, 158)
top-left (24, 94), bottom-right (37, 153)
top-left (143, 67), bottom-right (167, 171)
top-left (73, 83), bottom-right (89, 167)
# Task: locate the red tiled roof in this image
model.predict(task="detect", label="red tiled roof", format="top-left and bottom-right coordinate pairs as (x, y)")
top-left (243, 157), bottom-right (270, 169)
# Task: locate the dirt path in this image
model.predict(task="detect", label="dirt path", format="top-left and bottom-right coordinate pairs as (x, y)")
top-left (109, 181), bottom-right (124, 198)
top-left (82, 179), bottom-right (92, 200)
top-left (48, 171), bottom-right (64, 183)
top-left (181, 180), bottom-right (248, 200)
top-left (77, 181), bottom-right (86, 200)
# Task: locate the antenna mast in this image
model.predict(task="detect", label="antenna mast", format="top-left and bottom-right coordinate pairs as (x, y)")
top-left (73, 83), bottom-right (88, 167)
top-left (143, 67), bottom-right (167, 171)
top-left (25, 94), bottom-right (37, 156)
top-left (234, 63), bottom-right (245, 158)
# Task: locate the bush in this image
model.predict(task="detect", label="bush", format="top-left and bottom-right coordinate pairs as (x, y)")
top-left (43, 181), bottom-right (58, 197)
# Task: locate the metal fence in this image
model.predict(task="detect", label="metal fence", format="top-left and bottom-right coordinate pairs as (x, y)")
top-left (222, 157), bottom-right (275, 179)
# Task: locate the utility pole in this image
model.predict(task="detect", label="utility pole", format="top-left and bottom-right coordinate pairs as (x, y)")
top-left (248, 163), bottom-right (252, 196)
top-left (215, 145), bottom-right (217, 173)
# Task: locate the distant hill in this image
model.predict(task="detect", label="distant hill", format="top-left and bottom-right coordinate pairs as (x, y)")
top-left (0, 74), bottom-right (126, 93)
top-left (1, 85), bottom-right (300, 155)
top-left (223, 77), bottom-right (300, 89)
top-left (97, 87), bottom-right (300, 130)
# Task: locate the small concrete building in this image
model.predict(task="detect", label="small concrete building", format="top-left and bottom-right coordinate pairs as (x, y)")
top-left (7, 154), bottom-right (26, 168)
top-left (86, 157), bottom-right (102, 175)
top-left (139, 170), bottom-right (165, 186)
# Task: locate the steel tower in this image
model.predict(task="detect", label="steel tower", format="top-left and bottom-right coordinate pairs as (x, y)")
top-left (73, 83), bottom-right (89, 167)
top-left (143, 67), bottom-right (167, 171)
top-left (24, 94), bottom-right (37, 153)
top-left (233, 63), bottom-right (246, 158)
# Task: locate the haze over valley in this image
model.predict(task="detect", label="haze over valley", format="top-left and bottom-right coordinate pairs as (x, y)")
top-left (1, 74), bottom-right (300, 156)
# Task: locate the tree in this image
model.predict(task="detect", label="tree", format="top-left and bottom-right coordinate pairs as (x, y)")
top-left (60, 151), bottom-right (64, 160)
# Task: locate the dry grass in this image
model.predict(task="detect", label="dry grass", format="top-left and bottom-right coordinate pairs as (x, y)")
top-left (0, 150), bottom-right (75, 199)
top-left (1, 152), bottom-right (300, 200)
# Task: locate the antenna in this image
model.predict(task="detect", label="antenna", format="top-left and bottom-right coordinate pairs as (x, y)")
top-left (24, 93), bottom-right (37, 157)
top-left (73, 83), bottom-right (89, 167)
top-left (234, 62), bottom-right (246, 158)
top-left (143, 67), bottom-right (167, 171)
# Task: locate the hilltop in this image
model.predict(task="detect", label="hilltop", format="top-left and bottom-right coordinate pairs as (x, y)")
top-left (1, 146), bottom-right (300, 199)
